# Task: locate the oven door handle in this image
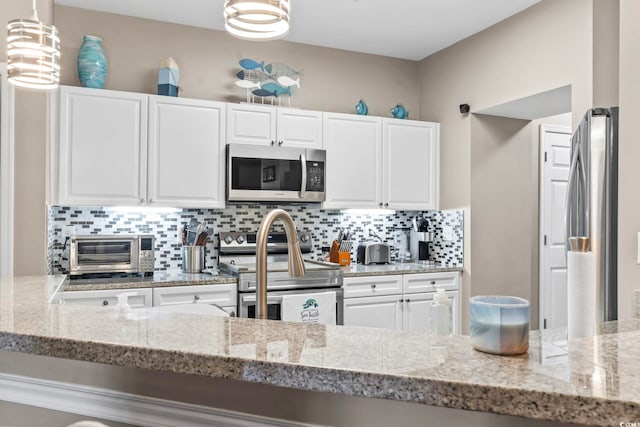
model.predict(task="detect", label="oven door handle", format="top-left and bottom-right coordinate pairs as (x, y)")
top-left (300, 152), bottom-right (307, 199)
top-left (242, 294), bottom-right (283, 304)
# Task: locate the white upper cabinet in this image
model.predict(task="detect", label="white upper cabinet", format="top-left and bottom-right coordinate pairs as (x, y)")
top-left (322, 114), bottom-right (439, 210)
top-left (276, 108), bottom-right (323, 149)
top-left (226, 104), bottom-right (322, 148)
top-left (54, 87), bottom-right (226, 208)
top-left (147, 96), bottom-right (226, 208)
top-left (323, 113), bottom-right (382, 209)
top-left (382, 118), bottom-right (439, 210)
top-left (57, 86), bottom-right (148, 206)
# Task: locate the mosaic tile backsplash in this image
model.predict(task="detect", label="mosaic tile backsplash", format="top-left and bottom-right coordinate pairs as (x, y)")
top-left (47, 205), bottom-right (463, 274)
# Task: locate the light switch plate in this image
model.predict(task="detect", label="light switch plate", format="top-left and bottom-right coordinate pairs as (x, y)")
top-left (443, 226), bottom-right (453, 241)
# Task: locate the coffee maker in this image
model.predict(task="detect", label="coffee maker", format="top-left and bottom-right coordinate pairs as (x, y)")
top-left (410, 214), bottom-right (432, 263)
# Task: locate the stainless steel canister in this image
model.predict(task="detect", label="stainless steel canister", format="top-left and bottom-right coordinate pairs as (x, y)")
top-left (182, 246), bottom-right (205, 273)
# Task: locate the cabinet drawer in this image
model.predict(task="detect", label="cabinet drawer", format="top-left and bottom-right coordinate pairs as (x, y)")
top-left (62, 288), bottom-right (152, 308)
top-left (403, 272), bottom-right (459, 294)
top-left (343, 275), bottom-right (403, 298)
top-left (152, 284), bottom-right (237, 307)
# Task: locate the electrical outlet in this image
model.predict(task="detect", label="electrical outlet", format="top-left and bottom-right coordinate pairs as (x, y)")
top-left (443, 226), bottom-right (454, 241)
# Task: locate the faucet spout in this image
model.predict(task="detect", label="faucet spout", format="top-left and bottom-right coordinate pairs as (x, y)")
top-left (256, 209), bottom-right (306, 319)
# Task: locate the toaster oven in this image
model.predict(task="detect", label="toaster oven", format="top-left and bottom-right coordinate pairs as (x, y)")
top-left (69, 234), bottom-right (155, 276)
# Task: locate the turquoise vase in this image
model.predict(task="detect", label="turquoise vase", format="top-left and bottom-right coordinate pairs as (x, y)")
top-left (77, 35), bottom-right (107, 89)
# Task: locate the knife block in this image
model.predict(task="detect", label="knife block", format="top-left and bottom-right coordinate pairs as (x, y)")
top-left (329, 240), bottom-right (351, 266)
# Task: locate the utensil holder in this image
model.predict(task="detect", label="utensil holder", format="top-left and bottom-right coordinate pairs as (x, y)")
top-left (329, 240), bottom-right (351, 266)
top-left (182, 246), bottom-right (205, 273)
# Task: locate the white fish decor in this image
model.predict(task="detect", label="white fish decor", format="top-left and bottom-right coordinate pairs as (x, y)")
top-left (235, 80), bottom-right (261, 103)
top-left (277, 75), bottom-right (300, 88)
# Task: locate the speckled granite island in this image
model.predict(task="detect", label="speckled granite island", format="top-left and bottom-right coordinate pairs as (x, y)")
top-left (1, 275), bottom-right (638, 427)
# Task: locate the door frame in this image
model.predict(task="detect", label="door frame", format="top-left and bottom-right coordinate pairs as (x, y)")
top-left (0, 62), bottom-right (15, 278)
top-left (538, 124), bottom-right (572, 329)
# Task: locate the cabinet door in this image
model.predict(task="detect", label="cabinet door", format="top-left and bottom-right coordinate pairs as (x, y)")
top-left (152, 284), bottom-right (237, 307)
top-left (58, 86), bottom-right (148, 206)
top-left (147, 96), bottom-right (226, 208)
top-left (342, 275), bottom-right (403, 298)
top-left (382, 118), bottom-right (439, 210)
top-left (276, 108), bottom-right (323, 148)
top-left (403, 292), bottom-right (434, 333)
top-left (343, 295), bottom-right (402, 330)
top-left (403, 291), bottom-right (459, 334)
top-left (323, 113), bottom-right (382, 209)
top-left (226, 104), bottom-right (276, 146)
top-left (61, 288), bottom-right (152, 308)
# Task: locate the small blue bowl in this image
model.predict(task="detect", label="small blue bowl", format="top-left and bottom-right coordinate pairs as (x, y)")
top-left (470, 295), bottom-right (530, 355)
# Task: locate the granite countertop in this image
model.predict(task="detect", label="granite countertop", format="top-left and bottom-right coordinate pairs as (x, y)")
top-left (63, 270), bottom-right (238, 292)
top-left (342, 262), bottom-right (463, 276)
top-left (1, 275), bottom-right (638, 425)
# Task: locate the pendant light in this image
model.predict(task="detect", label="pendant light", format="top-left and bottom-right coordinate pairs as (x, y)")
top-left (7, 0), bottom-right (61, 90)
top-left (224, 0), bottom-right (290, 41)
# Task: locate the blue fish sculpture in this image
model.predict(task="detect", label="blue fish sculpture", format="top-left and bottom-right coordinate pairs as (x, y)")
top-left (261, 82), bottom-right (291, 97)
top-left (236, 69), bottom-right (273, 83)
top-left (390, 104), bottom-right (409, 119)
top-left (265, 62), bottom-right (302, 78)
top-left (252, 88), bottom-right (277, 98)
top-left (239, 58), bottom-right (265, 71)
top-left (355, 99), bottom-right (368, 115)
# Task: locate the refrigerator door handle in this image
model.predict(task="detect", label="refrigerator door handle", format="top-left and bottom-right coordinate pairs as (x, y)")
top-left (565, 142), bottom-right (581, 252)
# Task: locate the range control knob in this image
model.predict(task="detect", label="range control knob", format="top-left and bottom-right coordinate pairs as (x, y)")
top-left (224, 235), bottom-right (234, 245)
top-left (299, 234), bottom-right (309, 243)
top-left (236, 235), bottom-right (245, 244)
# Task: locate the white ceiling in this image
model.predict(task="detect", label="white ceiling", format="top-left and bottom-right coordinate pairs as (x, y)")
top-left (54, 0), bottom-right (540, 61)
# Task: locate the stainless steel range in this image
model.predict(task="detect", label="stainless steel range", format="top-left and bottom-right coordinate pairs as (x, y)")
top-left (218, 231), bottom-right (343, 323)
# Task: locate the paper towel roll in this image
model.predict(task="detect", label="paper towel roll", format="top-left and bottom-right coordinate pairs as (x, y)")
top-left (567, 251), bottom-right (596, 339)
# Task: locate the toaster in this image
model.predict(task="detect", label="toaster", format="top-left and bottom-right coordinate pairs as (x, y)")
top-left (357, 242), bottom-right (391, 265)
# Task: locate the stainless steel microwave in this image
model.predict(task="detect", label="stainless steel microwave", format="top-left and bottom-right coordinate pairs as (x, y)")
top-left (69, 234), bottom-right (155, 276)
top-left (226, 144), bottom-right (326, 203)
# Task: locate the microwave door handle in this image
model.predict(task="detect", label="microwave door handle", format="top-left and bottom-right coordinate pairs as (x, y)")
top-left (300, 153), bottom-right (307, 199)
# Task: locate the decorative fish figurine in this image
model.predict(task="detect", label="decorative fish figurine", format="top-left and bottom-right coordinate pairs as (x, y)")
top-left (236, 69), bottom-right (273, 83)
top-left (265, 62), bottom-right (302, 78)
top-left (390, 104), bottom-right (409, 119)
top-left (252, 88), bottom-right (277, 97)
top-left (239, 58), bottom-right (265, 71)
top-left (261, 82), bottom-right (291, 97)
top-left (355, 99), bottom-right (368, 115)
top-left (234, 80), bottom-right (261, 89)
top-left (276, 75), bottom-right (300, 88)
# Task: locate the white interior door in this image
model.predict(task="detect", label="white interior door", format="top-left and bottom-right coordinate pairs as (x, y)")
top-left (539, 124), bottom-right (572, 329)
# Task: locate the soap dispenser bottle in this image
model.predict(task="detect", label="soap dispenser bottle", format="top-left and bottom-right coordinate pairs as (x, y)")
top-left (428, 288), bottom-right (452, 346)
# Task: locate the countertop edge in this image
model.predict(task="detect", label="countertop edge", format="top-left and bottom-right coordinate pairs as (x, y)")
top-left (0, 332), bottom-right (630, 427)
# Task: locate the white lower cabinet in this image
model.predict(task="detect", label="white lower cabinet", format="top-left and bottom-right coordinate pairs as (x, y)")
top-left (343, 272), bottom-right (460, 333)
top-left (343, 294), bottom-right (403, 330)
top-left (61, 288), bottom-right (153, 308)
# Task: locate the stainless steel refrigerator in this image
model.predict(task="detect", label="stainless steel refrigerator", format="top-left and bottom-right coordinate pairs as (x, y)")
top-left (565, 107), bottom-right (618, 322)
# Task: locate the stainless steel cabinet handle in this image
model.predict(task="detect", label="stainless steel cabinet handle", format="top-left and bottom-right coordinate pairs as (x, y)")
top-left (379, 202), bottom-right (383, 207)
top-left (384, 203), bottom-right (389, 207)
top-left (405, 298), bottom-right (411, 303)
top-left (371, 284), bottom-right (376, 289)
top-left (431, 281), bottom-right (436, 285)
top-left (399, 299), bottom-right (404, 303)
top-left (278, 140), bottom-right (284, 146)
top-left (271, 140), bottom-right (275, 146)
top-left (148, 199), bottom-right (153, 203)
top-left (140, 198), bottom-right (144, 203)
top-left (102, 300), bottom-right (109, 306)
top-left (194, 295), bottom-right (200, 301)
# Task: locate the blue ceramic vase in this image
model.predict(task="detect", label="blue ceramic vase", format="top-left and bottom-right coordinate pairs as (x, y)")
top-left (77, 35), bottom-right (107, 89)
